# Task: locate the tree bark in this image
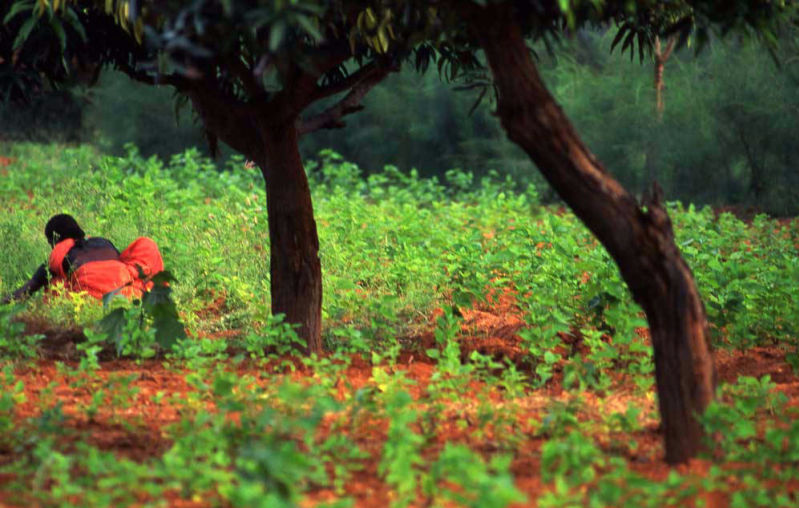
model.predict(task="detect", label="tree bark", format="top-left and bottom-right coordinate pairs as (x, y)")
top-left (646, 36), bottom-right (677, 187)
top-left (465, 4), bottom-right (715, 463)
top-left (653, 35), bottom-right (676, 121)
top-left (187, 87), bottom-right (323, 354)
top-left (258, 122), bottom-right (323, 355)
top-left (185, 58), bottom-right (389, 356)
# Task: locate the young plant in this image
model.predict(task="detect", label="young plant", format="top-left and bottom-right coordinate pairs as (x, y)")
top-left (96, 270), bottom-right (186, 358)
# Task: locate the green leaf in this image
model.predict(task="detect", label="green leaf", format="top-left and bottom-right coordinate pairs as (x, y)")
top-left (295, 14), bottom-right (322, 42)
top-left (610, 26), bottom-right (627, 53)
top-left (153, 316), bottom-right (184, 351)
top-left (50, 17), bottom-right (66, 51)
top-left (3, 1), bottom-right (33, 24)
top-left (621, 31), bottom-right (635, 58)
top-left (148, 270), bottom-right (178, 286)
top-left (99, 307), bottom-right (127, 354)
top-left (102, 285), bottom-right (130, 308)
top-left (62, 7), bottom-right (87, 41)
top-left (269, 21), bottom-right (285, 51)
top-left (212, 374), bottom-right (235, 396)
top-left (12, 15), bottom-right (38, 51)
top-left (142, 284), bottom-right (172, 309)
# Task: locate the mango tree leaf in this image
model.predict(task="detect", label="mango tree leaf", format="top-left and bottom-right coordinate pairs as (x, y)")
top-left (50, 17), bottom-right (66, 51)
top-left (3, 1), bottom-right (33, 24)
top-left (13, 15), bottom-right (38, 50)
top-left (62, 7), bottom-right (87, 41)
top-left (269, 21), bottom-right (286, 51)
top-left (295, 14), bottom-right (322, 42)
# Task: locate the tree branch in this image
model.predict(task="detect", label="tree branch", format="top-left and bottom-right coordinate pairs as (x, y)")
top-left (305, 39), bottom-right (355, 78)
top-left (297, 66), bottom-right (390, 136)
top-left (186, 78), bottom-right (264, 159)
top-left (114, 62), bottom-right (190, 90)
top-left (654, 34), bottom-right (678, 64)
top-left (228, 57), bottom-right (265, 98)
top-left (662, 35), bottom-right (678, 61)
top-left (307, 62), bottom-right (379, 104)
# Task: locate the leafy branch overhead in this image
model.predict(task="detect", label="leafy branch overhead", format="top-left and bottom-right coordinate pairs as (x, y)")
top-left (3, 1), bottom-right (794, 113)
top-left (2, 1), bottom-right (444, 141)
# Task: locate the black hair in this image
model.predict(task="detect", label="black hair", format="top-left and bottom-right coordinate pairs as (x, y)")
top-left (45, 214), bottom-right (86, 247)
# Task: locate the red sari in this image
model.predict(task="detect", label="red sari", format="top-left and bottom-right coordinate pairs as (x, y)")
top-left (48, 237), bottom-right (164, 299)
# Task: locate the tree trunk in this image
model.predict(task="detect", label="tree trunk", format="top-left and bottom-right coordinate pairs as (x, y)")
top-left (466, 5), bottom-right (715, 464)
top-left (258, 122), bottom-right (323, 354)
top-left (186, 85), bottom-right (323, 355)
top-left (644, 141), bottom-right (660, 188)
top-left (654, 60), bottom-right (666, 119)
top-left (646, 36), bottom-right (677, 188)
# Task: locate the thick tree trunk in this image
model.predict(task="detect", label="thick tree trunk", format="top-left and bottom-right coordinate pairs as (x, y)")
top-left (186, 81), bottom-right (327, 355)
top-left (467, 5), bottom-right (715, 463)
top-left (258, 122), bottom-right (323, 354)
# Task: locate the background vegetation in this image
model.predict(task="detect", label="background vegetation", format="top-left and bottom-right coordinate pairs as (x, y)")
top-left (1, 144), bottom-right (796, 357)
top-left (3, 28), bottom-right (797, 215)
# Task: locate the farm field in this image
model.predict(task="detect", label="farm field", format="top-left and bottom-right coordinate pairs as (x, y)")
top-left (0, 143), bottom-right (798, 507)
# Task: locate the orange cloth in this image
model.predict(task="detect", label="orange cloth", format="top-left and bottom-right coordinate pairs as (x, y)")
top-left (48, 238), bottom-right (76, 279)
top-left (48, 237), bottom-right (164, 299)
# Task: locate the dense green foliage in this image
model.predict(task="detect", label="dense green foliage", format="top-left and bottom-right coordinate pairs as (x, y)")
top-left (6, 28), bottom-right (798, 214)
top-left (1, 143), bottom-right (797, 353)
top-left (0, 144), bottom-right (797, 505)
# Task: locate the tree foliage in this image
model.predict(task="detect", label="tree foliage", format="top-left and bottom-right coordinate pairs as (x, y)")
top-left (2, 1), bottom-right (795, 131)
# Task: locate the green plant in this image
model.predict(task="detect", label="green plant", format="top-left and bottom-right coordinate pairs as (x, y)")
top-left (375, 368), bottom-right (424, 508)
top-left (234, 314), bottom-right (304, 358)
top-left (540, 430), bottom-right (604, 485)
top-left (0, 364), bottom-right (26, 447)
top-left (425, 444), bottom-right (525, 507)
top-left (0, 304), bottom-right (43, 358)
top-left (535, 397), bottom-right (585, 439)
top-left (96, 270), bottom-right (186, 358)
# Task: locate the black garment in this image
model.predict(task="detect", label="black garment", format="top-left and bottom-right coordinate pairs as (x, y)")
top-left (61, 237), bottom-right (120, 275)
top-left (16, 237), bottom-right (120, 299)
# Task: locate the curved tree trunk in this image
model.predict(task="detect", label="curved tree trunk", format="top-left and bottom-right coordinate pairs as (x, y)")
top-left (258, 122), bottom-right (323, 354)
top-left (465, 4), bottom-right (715, 463)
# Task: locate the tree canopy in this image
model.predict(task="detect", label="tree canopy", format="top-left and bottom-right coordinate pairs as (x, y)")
top-left (3, 1), bottom-right (794, 97)
top-left (3, 1), bottom-right (794, 159)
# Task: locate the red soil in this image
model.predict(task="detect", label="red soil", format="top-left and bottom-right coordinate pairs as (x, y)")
top-left (1, 293), bottom-right (797, 507)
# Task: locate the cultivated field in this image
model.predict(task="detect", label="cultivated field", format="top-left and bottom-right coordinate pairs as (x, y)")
top-left (0, 144), bottom-right (797, 507)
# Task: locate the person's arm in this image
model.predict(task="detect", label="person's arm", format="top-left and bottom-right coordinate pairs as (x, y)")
top-left (1, 264), bottom-right (49, 304)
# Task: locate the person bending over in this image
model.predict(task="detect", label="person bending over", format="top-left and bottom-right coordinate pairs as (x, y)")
top-left (3, 214), bottom-right (164, 303)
